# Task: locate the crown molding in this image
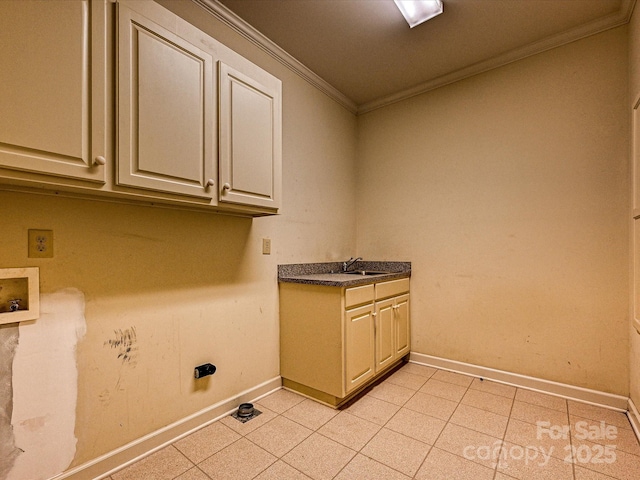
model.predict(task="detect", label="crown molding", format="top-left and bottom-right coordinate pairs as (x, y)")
top-left (192, 0), bottom-right (635, 116)
top-left (191, 0), bottom-right (358, 114)
top-left (358, 0), bottom-right (637, 114)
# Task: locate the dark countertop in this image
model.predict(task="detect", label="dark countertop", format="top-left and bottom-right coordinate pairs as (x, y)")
top-left (278, 261), bottom-right (411, 287)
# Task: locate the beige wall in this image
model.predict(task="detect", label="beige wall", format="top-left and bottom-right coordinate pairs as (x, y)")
top-left (0, 0), bottom-right (357, 468)
top-left (629, 4), bottom-right (640, 408)
top-left (356, 27), bottom-right (630, 395)
top-left (2, 0), bottom-right (635, 475)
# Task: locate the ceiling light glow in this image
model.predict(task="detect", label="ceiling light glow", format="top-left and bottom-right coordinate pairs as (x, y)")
top-left (394, 0), bottom-right (443, 28)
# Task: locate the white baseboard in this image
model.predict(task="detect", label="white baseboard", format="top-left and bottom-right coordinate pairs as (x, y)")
top-left (48, 356), bottom-right (636, 480)
top-left (50, 376), bottom-right (282, 480)
top-left (628, 398), bottom-right (640, 439)
top-left (410, 353), bottom-right (628, 411)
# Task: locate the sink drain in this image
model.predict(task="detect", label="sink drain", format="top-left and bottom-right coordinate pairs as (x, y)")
top-left (231, 403), bottom-right (262, 423)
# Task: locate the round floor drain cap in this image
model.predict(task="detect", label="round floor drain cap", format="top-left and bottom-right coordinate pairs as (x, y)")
top-left (237, 403), bottom-right (254, 417)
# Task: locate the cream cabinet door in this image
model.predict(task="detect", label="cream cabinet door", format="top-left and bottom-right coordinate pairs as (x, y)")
top-left (219, 61), bottom-right (282, 210)
top-left (0, 0), bottom-right (106, 182)
top-left (633, 98), bottom-right (640, 334)
top-left (375, 298), bottom-right (395, 373)
top-left (375, 293), bottom-right (410, 372)
top-left (117, 0), bottom-right (215, 198)
top-left (394, 294), bottom-right (411, 358)
top-left (344, 304), bottom-right (376, 394)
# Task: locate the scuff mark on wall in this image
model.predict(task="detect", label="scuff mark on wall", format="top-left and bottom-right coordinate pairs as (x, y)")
top-left (0, 324), bottom-right (20, 480)
top-left (104, 327), bottom-right (138, 365)
top-left (7, 288), bottom-right (86, 480)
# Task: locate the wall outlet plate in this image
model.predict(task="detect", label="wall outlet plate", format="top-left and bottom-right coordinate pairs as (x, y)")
top-left (28, 229), bottom-right (53, 258)
top-left (262, 238), bottom-right (271, 255)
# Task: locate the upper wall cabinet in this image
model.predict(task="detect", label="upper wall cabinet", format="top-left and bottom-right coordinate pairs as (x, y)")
top-left (0, 0), bottom-right (281, 216)
top-left (219, 62), bottom-right (282, 211)
top-left (117, 0), bottom-right (281, 213)
top-left (117, 0), bottom-right (216, 199)
top-left (0, 0), bottom-right (107, 182)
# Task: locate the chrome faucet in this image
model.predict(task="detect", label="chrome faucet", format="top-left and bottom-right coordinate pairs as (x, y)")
top-left (343, 257), bottom-right (362, 272)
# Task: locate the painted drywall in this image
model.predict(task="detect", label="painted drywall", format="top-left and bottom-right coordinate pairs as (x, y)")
top-left (7, 289), bottom-right (86, 480)
top-left (0, 325), bottom-right (19, 479)
top-left (0, 0), bottom-right (357, 472)
top-left (356, 26), bottom-right (629, 395)
top-left (1, 0), bottom-right (633, 476)
top-left (156, 0), bottom-right (360, 262)
top-left (629, 3), bottom-right (640, 408)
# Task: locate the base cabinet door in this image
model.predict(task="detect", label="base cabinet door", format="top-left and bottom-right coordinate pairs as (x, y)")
top-left (0, 0), bottom-right (107, 182)
top-left (375, 291), bottom-right (410, 373)
top-left (344, 304), bottom-right (376, 394)
top-left (375, 298), bottom-right (396, 373)
top-left (117, 0), bottom-right (216, 199)
top-left (394, 293), bottom-right (411, 358)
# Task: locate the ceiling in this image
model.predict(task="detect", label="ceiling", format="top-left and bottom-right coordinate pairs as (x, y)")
top-left (206, 0), bottom-right (635, 113)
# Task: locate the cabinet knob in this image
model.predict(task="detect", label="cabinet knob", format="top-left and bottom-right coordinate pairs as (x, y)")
top-left (222, 183), bottom-right (231, 191)
top-left (205, 179), bottom-right (215, 188)
top-left (94, 156), bottom-right (106, 166)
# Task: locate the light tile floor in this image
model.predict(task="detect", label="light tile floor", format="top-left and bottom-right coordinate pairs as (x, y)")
top-left (109, 363), bottom-right (640, 480)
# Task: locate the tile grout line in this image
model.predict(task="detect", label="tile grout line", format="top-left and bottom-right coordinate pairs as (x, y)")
top-left (401, 364), bottom-right (441, 478)
top-left (374, 366), bottom-right (438, 479)
top-left (366, 394), bottom-right (430, 478)
top-left (412, 371), bottom-right (523, 478)
top-left (492, 386), bottom-right (518, 480)
top-left (121, 365), bottom-right (635, 480)
top-left (249, 392), bottom-right (356, 479)
top-left (561, 397), bottom-right (577, 480)
top-left (566, 400), bottom-right (629, 480)
top-left (248, 396), bottom-right (308, 478)
top-left (395, 368), bottom-right (513, 478)
top-left (236, 408), bottom-right (300, 479)
top-left (326, 365), bottom-right (437, 479)
top-left (432, 374), bottom-right (505, 478)
top-left (168, 444), bottom-right (198, 480)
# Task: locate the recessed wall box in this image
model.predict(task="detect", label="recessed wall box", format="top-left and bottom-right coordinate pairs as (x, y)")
top-left (0, 267), bottom-right (40, 324)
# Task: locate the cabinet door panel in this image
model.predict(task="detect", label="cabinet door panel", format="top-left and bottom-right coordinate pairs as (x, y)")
top-left (375, 299), bottom-right (395, 373)
top-left (0, 0), bottom-right (106, 182)
top-left (634, 220), bottom-right (640, 334)
top-left (117, 2), bottom-right (215, 198)
top-left (634, 97), bottom-right (640, 213)
top-left (345, 304), bottom-right (375, 393)
top-left (137, 32), bottom-right (203, 181)
top-left (394, 294), bottom-right (410, 358)
top-left (219, 62), bottom-right (281, 210)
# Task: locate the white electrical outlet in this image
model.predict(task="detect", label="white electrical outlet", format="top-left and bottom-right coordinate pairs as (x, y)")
top-left (262, 238), bottom-right (271, 255)
top-left (28, 229), bottom-right (54, 258)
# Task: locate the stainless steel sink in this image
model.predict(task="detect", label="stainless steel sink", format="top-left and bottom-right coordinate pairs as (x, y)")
top-left (343, 270), bottom-right (389, 276)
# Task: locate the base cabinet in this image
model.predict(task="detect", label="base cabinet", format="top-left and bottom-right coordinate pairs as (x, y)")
top-left (279, 278), bottom-right (410, 407)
